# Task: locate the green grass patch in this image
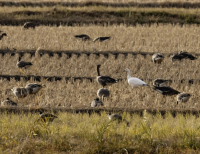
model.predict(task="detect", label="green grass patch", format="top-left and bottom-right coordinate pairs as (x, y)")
top-left (1, 111), bottom-right (200, 153)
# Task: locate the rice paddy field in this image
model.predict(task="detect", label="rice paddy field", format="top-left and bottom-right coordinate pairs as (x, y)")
top-left (1, 0), bottom-right (200, 153)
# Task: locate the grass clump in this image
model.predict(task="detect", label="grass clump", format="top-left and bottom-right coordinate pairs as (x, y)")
top-left (1, 111), bottom-right (200, 153)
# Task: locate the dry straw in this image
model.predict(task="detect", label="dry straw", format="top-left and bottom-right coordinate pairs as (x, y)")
top-left (1, 24), bottom-right (200, 53)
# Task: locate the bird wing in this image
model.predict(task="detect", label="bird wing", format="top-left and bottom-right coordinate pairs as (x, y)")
top-left (98, 76), bottom-right (117, 83)
top-left (17, 61), bottom-right (32, 67)
top-left (153, 86), bottom-right (179, 94)
top-left (128, 77), bottom-right (147, 86)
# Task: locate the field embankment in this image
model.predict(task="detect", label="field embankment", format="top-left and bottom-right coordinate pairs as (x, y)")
top-left (1, 1), bottom-right (200, 8)
top-left (0, 6), bottom-right (200, 26)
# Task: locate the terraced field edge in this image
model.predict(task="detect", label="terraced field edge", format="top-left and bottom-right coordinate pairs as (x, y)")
top-left (1, 1), bottom-right (200, 8)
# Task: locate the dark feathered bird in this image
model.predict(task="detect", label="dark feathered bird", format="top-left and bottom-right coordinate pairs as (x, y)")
top-left (152, 53), bottom-right (164, 64)
top-left (1, 98), bottom-right (17, 106)
top-left (152, 86), bottom-right (180, 96)
top-left (11, 87), bottom-right (28, 98)
top-left (74, 34), bottom-right (90, 41)
top-left (93, 37), bottom-right (110, 42)
top-left (38, 111), bottom-right (58, 123)
top-left (17, 57), bottom-right (32, 68)
top-left (97, 88), bottom-right (110, 101)
top-left (153, 79), bottom-right (171, 87)
top-left (91, 98), bottom-right (104, 107)
top-left (108, 113), bottom-right (129, 127)
top-left (177, 93), bottom-right (191, 104)
top-left (96, 65), bottom-right (117, 87)
top-left (171, 51), bottom-right (197, 61)
top-left (23, 22), bottom-right (36, 29)
top-left (0, 33), bottom-right (7, 40)
top-left (25, 83), bottom-right (45, 94)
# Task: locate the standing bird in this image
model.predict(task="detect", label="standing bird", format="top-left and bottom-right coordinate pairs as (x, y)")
top-left (0, 33), bottom-right (7, 40)
top-left (171, 51), bottom-right (197, 61)
top-left (124, 68), bottom-right (148, 88)
top-left (23, 22), bottom-right (36, 29)
top-left (96, 65), bottom-right (117, 88)
top-left (11, 87), bottom-right (28, 98)
top-left (153, 79), bottom-right (171, 87)
top-left (152, 86), bottom-right (180, 96)
top-left (108, 113), bottom-right (129, 127)
top-left (93, 37), bottom-right (110, 42)
top-left (25, 83), bottom-right (45, 95)
top-left (97, 88), bottom-right (110, 101)
top-left (1, 98), bottom-right (17, 106)
top-left (16, 57), bottom-right (33, 69)
top-left (177, 93), bottom-right (191, 104)
top-left (74, 34), bottom-right (90, 41)
top-left (91, 98), bottom-right (104, 107)
top-left (38, 111), bottom-right (58, 123)
top-left (152, 53), bottom-right (164, 64)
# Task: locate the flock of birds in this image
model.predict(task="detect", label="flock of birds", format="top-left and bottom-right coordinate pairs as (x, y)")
top-left (0, 24), bottom-right (198, 124)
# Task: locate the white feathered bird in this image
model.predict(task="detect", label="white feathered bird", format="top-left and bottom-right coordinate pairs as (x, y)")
top-left (124, 68), bottom-right (149, 88)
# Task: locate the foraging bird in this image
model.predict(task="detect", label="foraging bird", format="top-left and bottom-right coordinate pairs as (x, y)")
top-left (74, 34), bottom-right (90, 41)
top-left (152, 86), bottom-right (180, 96)
top-left (11, 87), bottom-right (28, 98)
top-left (25, 83), bottom-right (45, 94)
top-left (108, 113), bottom-right (129, 127)
top-left (91, 98), bottom-right (104, 107)
top-left (152, 53), bottom-right (164, 64)
top-left (171, 51), bottom-right (197, 61)
top-left (96, 65), bottom-right (117, 87)
top-left (124, 68), bottom-right (148, 88)
top-left (97, 88), bottom-right (110, 101)
top-left (1, 98), bottom-right (17, 106)
top-left (38, 111), bottom-right (58, 123)
top-left (0, 33), bottom-right (7, 40)
top-left (17, 57), bottom-right (33, 69)
top-left (23, 22), bottom-right (36, 29)
top-left (177, 93), bottom-right (191, 104)
top-left (153, 79), bottom-right (171, 87)
top-left (93, 37), bottom-right (110, 42)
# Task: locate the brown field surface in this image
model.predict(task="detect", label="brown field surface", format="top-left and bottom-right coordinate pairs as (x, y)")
top-left (0, 52), bottom-right (198, 80)
top-left (1, 24), bottom-right (200, 52)
top-left (0, 77), bottom-right (199, 109)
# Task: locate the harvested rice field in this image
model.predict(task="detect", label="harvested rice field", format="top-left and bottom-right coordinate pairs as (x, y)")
top-left (1, 1), bottom-right (200, 153)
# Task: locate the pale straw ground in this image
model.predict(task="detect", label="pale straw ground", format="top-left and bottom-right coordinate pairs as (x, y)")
top-left (0, 24), bottom-right (200, 53)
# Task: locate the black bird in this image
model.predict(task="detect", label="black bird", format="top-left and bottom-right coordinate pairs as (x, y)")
top-left (93, 37), bottom-right (110, 42)
top-left (96, 65), bottom-right (117, 88)
top-left (38, 111), bottom-right (58, 123)
top-left (153, 79), bottom-right (171, 87)
top-left (16, 57), bottom-right (32, 68)
top-left (171, 51), bottom-right (197, 61)
top-left (74, 34), bottom-right (90, 41)
top-left (0, 33), bottom-right (7, 40)
top-left (152, 86), bottom-right (180, 96)
top-left (23, 22), bottom-right (36, 29)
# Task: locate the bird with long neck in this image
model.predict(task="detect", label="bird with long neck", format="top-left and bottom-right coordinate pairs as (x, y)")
top-left (124, 68), bottom-right (148, 88)
top-left (96, 65), bottom-right (117, 88)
